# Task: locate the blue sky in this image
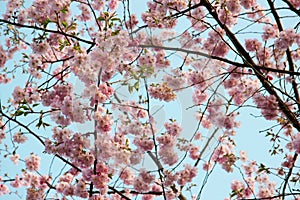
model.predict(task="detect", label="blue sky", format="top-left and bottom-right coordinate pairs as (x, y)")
top-left (0, 0), bottom-right (298, 200)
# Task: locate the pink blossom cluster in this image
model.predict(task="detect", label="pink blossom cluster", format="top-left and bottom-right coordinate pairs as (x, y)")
top-left (91, 163), bottom-right (110, 192)
top-left (229, 159), bottom-right (282, 199)
top-left (188, 70), bottom-right (209, 105)
top-left (56, 173), bottom-right (76, 196)
top-left (142, 1), bottom-right (183, 28)
top-left (124, 119), bottom-right (149, 136)
top-left (246, 4), bottom-right (269, 23)
top-left (281, 154), bottom-right (295, 168)
top-left (292, 132), bottom-right (300, 154)
top-left (45, 128), bottom-right (92, 168)
top-left (133, 136), bottom-right (154, 152)
top-left (203, 28), bottom-right (229, 57)
top-left (25, 0), bottom-right (71, 25)
top-left (10, 154), bottom-right (20, 165)
top-left (164, 69), bottom-right (187, 90)
top-left (0, 74), bottom-right (10, 84)
top-left (256, 175), bottom-right (276, 198)
top-left (11, 172), bottom-right (51, 192)
top-left (230, 179), bottom-right (253, 199)
top-left (41, 84), bottom-right (87, 125)
top-left (2, 0), bottom-right (22, 20)
top-left (188, 6), bottom-right (207, 32)
top-left (94, 133), bottom-right (131, 164)
top-left (217, 8), bottom-right (238, 28)
top-left (156, 122), bottom-right (182, 166)
top-left (210, 138), bottom-right (236, 172)
top-left (83, 83), bottom-right (114, 106)
top-left (148, 82), bottom-right (176, 102)
top-left (25, 153), bottom-right (41, 171)
top-left (240, 0), bottom-right (257, 9)
top-left (245, 39), bottom-right (262, 52)
top-left (274, 29), bottom-right (297, 51)
top-left (125, 14), bottom-right (139, 29)
top-left (204, 98), bottom-right (240, 131)
top-left (0, 131), bottom-right (6, 144)
top-left (13, 132), bottom-right (27, 143)
top-left (119, 168), bottom-right (135, 185)
top-left (245, 39), bottom-right (277, 71)
top-left (262, 24), bottom-right (279, 41)
top-left (0, 177), bottom-right (9, 195)
top-left (94, 112), bottom-right (114, 133)
top-left (223, 0), bottom-right (242, 14)
top-left (176, 164), bottom-right (198, 186)
top-left (72, 31), bottom-right (136, 85)
top-left (289, 0), bottom-right (300, 8)
top-left (224, 66), bottom-right (260, 105)
top-left (77, 4), bottom-right (92, 21)
top-left (178, 31), bottom-right (202, 50)
top-left (154, 51), bottom-right (171, 69)
top-left (133, 169), bottom-right (155, 192)
top-left (253, 94), bottom-right (279, 120)
top-left (242, 160), bottom-right (257, 177)
top-left (0, 45), bottom-right (7, 68)
top-left (138, 51), bottom-right (157, 69)
top-left (188, 144), bottom-right (200, 160)
top-left (12, 86), bottom-right (41, 105)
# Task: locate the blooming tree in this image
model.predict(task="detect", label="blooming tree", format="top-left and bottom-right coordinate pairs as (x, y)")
top-left (0, 0), bottom-right (300, 199)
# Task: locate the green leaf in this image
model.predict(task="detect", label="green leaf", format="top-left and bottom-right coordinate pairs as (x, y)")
top-left (111, 18), bottom-right (121, 22)
top-left (128, 85), bottom-right (133, 93)
top-left (42, 122), bottom-right (50, 128)
top-left (62, 21), bottom-right (68, 28)
top-left (103, 12), bottom-right (109, 17)
top-left (19, 106), bottom-right (29, 110)
top-left (111, 30), bottom-right (120, 36)
top-left (32, 103), bottom-right (39, 107)
top-left (97, 16), bottom-right (105, 21)
top-left (36, 120), bottom-right (42, 128)
top-left (21, 53), bottom-right (28, 59)
top-left (133, 81), bottom-right (139, 91)
top-left (43, 18), bottom-right (51, 28)
top-left (61, 7), bottom-right (68, 14)
top-left (14, 110), bottom-right (24, 116)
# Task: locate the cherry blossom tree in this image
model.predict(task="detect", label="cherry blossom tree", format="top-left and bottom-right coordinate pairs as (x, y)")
top-left (0, 0), bottom-right (300, 199)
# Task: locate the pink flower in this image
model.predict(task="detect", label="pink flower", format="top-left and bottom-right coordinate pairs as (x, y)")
top-left (0, 183), bottom-right (9, 195)
top-left (240, 0), bottom-right (256, 9)
top-left (245, 39), bottom-right (262, 52)
top-left (292, 133), bottom-right (300, 154)
top-left (133, 169), bottom-right (155, 192)
top-left (0, 131), bottom-right (6, 144)
top-left (0, 45), bottom-right (7, 68)
top-left (226, 0), bottom-right (241, 14)
top-left (133, 136), bottom-right (154, 151)
top-left (149, 83), bottom-right (176, 102)
top-left (289, 0), bottom-right (300, 8)
top-left (120, 168), bottom-right (134, 185)
top-left (189, 145), bottom-right (200, 160)
top-left (10, 175), bottom-right (22, 188)
top-left (274, 29), bottom-right (296, 51)
top-left (159, 146), bottom-right (178, 165)
top-left (164, 122), bottom-right (182, 137)
top-left (281, 154), bottom-right (295, 168)
top-left (262, 24), bottom-right (279, 41)
top-left (176, 164), bottom-right (198, 185)
top-left (10, 154), bottom-right (20, 165)
top-left (25, 153), bottom-right (40, 171)
top-left (13, 132), bottom-right (27, 143)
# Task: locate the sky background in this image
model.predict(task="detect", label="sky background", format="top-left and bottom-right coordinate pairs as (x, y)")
top-left (0, 0), bottom-right (296, 199)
